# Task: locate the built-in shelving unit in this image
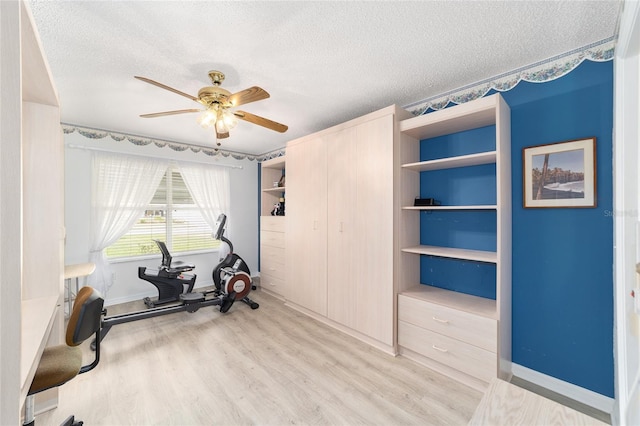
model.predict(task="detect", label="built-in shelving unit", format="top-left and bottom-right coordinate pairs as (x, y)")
top-left (396, 93), bottom-right (511, 391)
top-left (260, 156), bottom-right (286, 216)
top-left (259, 156), bottom-right (287, 299)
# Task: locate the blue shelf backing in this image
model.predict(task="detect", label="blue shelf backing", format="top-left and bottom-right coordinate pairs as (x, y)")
top-left (420, 164), bottom-right (496, 205)
top-left (419, 256), bottom-right (497, 300)
top-left (420, 210), bottom-right (497, 252)
top-left (420, 125), bottom-right (496, 160)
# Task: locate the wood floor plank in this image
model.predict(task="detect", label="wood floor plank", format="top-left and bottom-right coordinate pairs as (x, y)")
top-left (36, 290), bottom-right (482, 425)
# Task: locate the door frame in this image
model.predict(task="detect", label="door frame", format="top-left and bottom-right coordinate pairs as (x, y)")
top-left (613, 1), bottom-right (640, 424)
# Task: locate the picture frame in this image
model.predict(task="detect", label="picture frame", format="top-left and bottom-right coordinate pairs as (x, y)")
top-left (522, 137), bottom-right (596, 208)
top-left (278, 174), bottom-right (286, 187)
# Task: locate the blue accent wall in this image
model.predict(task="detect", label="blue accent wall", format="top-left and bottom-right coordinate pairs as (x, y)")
top-left (504, 61), bottom-right (614, 397)
top-left (417, 60), bottom-right (614, 397)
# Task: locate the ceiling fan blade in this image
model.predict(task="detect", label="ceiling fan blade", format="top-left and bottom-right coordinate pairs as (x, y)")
top-left (135, 76), bottom-right (199, 103)
top-left (140, 108), bottom-right (201, 118)
top-left (234, 110), bottom-right (288, 133)
top-left (228, 86), bottom-right (270, 107)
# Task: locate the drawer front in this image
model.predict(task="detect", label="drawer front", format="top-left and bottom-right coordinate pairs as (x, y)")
top-left (261, 230), bottom-right (285, 249)
top-left (261, 246), bottom-right (285, 279)
top-left (398, 295), bottom-right (496, 352)
top-left (261, 216), bottom-right (285, 232)
top-left (260, 272), bottom-right (287, 297)
top-left (398, 320), bottom-right (496, 383)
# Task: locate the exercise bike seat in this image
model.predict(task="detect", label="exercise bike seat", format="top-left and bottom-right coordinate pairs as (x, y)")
top-left (164, 260), bottom-right (195, 273)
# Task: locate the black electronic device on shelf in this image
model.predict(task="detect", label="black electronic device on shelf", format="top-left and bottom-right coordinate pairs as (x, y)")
top-left (414, 198), bottom-right (441, 207)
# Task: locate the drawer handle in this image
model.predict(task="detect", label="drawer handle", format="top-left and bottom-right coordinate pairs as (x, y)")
top-left (432, 345), bottom-right (448, 353)
top-left (432, 316), bottom-right (449, 324)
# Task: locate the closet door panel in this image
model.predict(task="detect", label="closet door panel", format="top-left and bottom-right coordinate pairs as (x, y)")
top-left (354, 115), bottom-right (395, 345)
top-left (286, 136), bottom-right (328, 315)
top-left (327, 128), bottom-right (357, 327)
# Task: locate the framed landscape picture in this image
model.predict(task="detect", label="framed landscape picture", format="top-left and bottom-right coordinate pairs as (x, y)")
top-left (523, 137), bottom-right (596, 208)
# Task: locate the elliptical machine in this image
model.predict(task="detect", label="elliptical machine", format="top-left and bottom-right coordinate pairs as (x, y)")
top-left (212, 213), bottom-right (259, 310)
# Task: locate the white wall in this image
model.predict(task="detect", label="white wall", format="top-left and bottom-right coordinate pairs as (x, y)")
top-left (64, 131), bottom-right (259, 306)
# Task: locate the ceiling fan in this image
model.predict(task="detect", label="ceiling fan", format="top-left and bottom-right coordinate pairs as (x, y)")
top-left (135, 70), bottom-right (288, 144)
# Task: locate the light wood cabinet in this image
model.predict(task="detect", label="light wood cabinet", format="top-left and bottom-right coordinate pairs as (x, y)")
top-left (260, 217), bottom-right (287, 299)
top-left (286, 105), bottom-right (411, 352)
top-left (1, 2), bottom-right (64, 423)
top-left (396, 94), bottom-right (511, 391)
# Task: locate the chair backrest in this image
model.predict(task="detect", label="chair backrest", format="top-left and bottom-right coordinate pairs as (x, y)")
top-left (66, 286), bottom-right (104, 347)
top-left (154, 239), bottom-right (172, 268)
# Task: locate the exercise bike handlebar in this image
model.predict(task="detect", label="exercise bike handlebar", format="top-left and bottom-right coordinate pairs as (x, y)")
top-left (213, 213), bottom-right (234, 252)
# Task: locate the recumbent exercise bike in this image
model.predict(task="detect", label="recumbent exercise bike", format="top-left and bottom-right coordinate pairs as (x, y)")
top-left (138, 213), bottom-right (259, 310)
top-left (95, 213), bottom-right (258, 346)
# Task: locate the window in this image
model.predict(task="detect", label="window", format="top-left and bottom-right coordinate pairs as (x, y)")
top-left (106, 168), bottom-right (219, 259)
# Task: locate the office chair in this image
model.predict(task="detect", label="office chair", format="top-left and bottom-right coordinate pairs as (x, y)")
top-left (23, 286), bottom-right (104, 426)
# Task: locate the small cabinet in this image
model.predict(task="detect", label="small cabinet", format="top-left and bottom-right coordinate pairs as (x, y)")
top-left (260, 216), bottom-right (287, 299)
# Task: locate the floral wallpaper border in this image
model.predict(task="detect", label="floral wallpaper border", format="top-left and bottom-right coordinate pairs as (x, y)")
top-left (62, 124), bottom-right (285, 162)
top-left (403, 37), bottom-right (616, 116)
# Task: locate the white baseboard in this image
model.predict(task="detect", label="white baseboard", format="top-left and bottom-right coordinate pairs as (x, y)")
top-left (511, 363), bottom-right (615, 414)
top-left (104, 279), bottom-right (214, 306)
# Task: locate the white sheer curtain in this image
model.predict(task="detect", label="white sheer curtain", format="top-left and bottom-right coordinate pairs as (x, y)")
top-left (88, 152), bottom-right (167, 295)
top-left (178, 162), bottom-right (230, 232)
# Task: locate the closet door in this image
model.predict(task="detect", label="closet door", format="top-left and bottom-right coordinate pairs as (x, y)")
top-left (353, 115), bottom-right (395, 345)
top-left (327, 127), bottom-right (357, 327)
top-left (286, 135), bottom-right (328, 315)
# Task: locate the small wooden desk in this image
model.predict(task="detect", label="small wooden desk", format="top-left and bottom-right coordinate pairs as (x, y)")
top-left (64, 263), bottom-right (96, 315)
top-left (469, 378), bottom-right (606, 425)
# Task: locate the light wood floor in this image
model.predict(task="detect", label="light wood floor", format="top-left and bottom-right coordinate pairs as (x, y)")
top-left (37, 289), bottom-right (482, 425)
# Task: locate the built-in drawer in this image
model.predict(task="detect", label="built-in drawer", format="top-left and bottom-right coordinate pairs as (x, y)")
top-left (260, 246), bottom-right (285, 279)
top-left (260, 272), bottom-right (287, 297)
top-left (261, 230), bottom-right (285, 249)
top-left (261, 216), bottom-right (285, 233)
top-left (398, 320), bottom-right (496, 384)
top-left (398, 294), bottom-right (496, 352)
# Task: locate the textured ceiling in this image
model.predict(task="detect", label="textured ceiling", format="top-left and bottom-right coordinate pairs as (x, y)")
top-left (29, 1), bottom-right (621, 156)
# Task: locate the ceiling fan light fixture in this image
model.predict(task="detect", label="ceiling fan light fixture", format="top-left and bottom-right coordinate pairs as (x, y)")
top-left (222, 110), bottom-right (238, 130)
top-left (215, 109), bottom-right (230, 134)
top-left (197, 108), bottom-right (216, 128)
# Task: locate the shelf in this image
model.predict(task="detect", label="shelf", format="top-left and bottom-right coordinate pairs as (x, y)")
top-left (263, 186), bottom-right (286, 193)
top-left (262, 156), bottom-right (285, 169)
top-left (402, 151), bottom-right (496, 172)
top-left (400, 285), bottom-right (497, 319)
top-left (402, 245), bottom-right (497, 263)
top-left (403, 205), bottom-right (497, 211)
top-left (400, 95), bottom-right (499, 140)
